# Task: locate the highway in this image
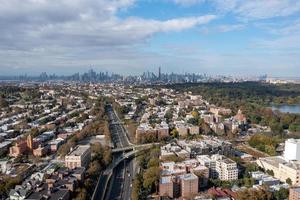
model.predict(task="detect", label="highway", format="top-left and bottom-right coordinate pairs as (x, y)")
top-left (104, 105), bottom-right (135, 200)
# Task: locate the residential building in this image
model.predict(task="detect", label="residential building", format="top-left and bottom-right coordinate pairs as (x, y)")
top-left (65, 145), bottom-right (91, 169)
top-left (213, 155), bottom-right (238, 181)
top-left (197, 155), bottom-right (238, 181)
top-left (156, 122), bottom-right (169, 139)
top-left (284, 138), bottom-right (300, 161)
top-left (33, 145), bottom-right (48, 157)
top-left (257, 156), bottom-right (300, 186)
top-left (181, 173), bottom-right (198, 198)
top-left (159, 176), bottom-right (174, 198)
top-left (9, 140), bottom-right (27, 157)
top-left (289, 187), bottom-right (300, 200)
top-left (189, 126), bottom-right (199, 135)
top-left (176, 123), bottom-right (188, 137)
top-left (197, 155), bottom-right (217, 178)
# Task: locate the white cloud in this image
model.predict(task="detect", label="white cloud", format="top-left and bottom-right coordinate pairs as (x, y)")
top-left (234, 0), bottom-right (300, 20)
top-left (0, 0), bottom-right (216, 49)
top-left (0, 0), bottom-right (217, 74)
top-left (200, 24), bottom-right (245, 34)
top-left (172, 0), bottom-right (300, 20)
top-left (170, 0), bottom-right (205, 6)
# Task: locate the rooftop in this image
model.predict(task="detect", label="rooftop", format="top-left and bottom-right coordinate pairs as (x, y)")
top-left (66, 145), bottom-right (90, 157)
top-left (182, 173), bottom-right (198, 181)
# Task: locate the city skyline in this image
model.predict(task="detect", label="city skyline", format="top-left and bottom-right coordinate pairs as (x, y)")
top-left (1, 0), bottom-right (300, 76)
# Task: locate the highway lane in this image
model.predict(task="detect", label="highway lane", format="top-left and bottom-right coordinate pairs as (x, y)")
top-left (123, 159), bottom-right (134, 200)
top-left (104, 105), bottom-right (135, 200)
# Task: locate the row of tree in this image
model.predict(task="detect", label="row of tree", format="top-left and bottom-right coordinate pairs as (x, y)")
top-left (132, 147), bottom-right (160, 200)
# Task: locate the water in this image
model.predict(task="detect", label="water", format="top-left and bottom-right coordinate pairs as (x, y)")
top-left (271, 104), bottom-right (300, 114)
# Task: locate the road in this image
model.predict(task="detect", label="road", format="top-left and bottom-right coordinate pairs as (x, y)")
top-left (104, 105), bottom-right (135, 200)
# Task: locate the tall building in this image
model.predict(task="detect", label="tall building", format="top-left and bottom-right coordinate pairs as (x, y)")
top-left (159, 176), bottom-right (174, 198)
top-left (9, 140), bottom-right (27, 157)
top-left (289, 187), bottom-right (300, 200)
top-left (284, 139), bottom-right (300, 161)
top-left (158, 66), bottom-right (161, 80)
top-left (65, 145), bottom-right (91, 169)
top-left (181, 173), bottom-right (199, 198)
top-left (197, 155), bottom-right (238, 181)
top-left (214, 156), bottom-right (238, 181)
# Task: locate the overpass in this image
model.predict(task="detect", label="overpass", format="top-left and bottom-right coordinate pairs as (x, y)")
top-left (103, 150), bottom-right (138, 175)
top-left (110, 121), bottom-right (124, 125)
top-left (92, 150), bottom-right (138, 200)
top-left (111, 143), bottom-right (160, 153)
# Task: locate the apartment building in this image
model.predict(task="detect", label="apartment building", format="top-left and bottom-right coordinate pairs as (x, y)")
top-left (214, 156), bottom-right (238, 181)
top-left (284, 139), bottom-right (300, 161)
top-left (289, 187), bottom-right (300, 200)
top-left (65, 145), bottom-right (91, 169)
top-left (159, 176), bottom-right (174, 198)
top-left (197, 155), bottom-right (238, 181)
top-left (181, 173), bottom-right (199, 198)
top-left (257, 156), bottom-right (300, 186)
top-left (156, 122), bottom-right (169, 139)
top-left (197, 155), bottom-right (217, 178)
top-left (189, 126), bottom-right (199, 135)
top-left (9, 140), bottom-right (27, 157)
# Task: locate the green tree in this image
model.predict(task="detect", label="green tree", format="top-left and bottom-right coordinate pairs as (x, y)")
top-left (286, 178), bottom-right (292, 185)
top-left (0, 97), bottom-right (8, 108)
top-left (170, 129), bottom-right (179, 138)
top-left (75, 188), bottom-right (87, 200)
top-left (266, 169), bottom-right (274, 176)
top-left (273, 188), bottom-right (289, 200)
top-left (143, 166), bottom-right (160, 193)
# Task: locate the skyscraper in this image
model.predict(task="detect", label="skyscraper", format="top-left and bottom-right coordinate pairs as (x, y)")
top-left (159, 66), bottom-right (161, 80)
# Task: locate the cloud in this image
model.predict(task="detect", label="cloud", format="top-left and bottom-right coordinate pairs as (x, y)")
top-left (0, 0), bottom-right (217, 75)
top-left (170, 0), bottom-right (205, 6)
top-left (0, 0), bottom-right (216, 49)
top-left (172, 0), bottom-right (300, 20)
top-left (234, 0), bottom-right (300, 20)
top-left (200, 24), bottom-right (245, 34)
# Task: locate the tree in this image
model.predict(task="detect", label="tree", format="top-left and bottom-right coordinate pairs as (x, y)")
top-left (273, 188), bottom-right (289, 200)
top-left (75, 188), bottom-right (87, 200)
top-left (170, 129), bottom-right (179, 138)
top-left (147, 157), bottom-right (159, 168)
top-left (143, 166), bottom-right (160, 193)
top-left (286, 178), bottom-right (292, 185)
top-left (0, 97), bottom-right (8, 108)
top-left (132, 173), bottom-right (143, 200)
top-left (266, 169), bottom-right (274, 176)
top-left (87, 160), bottom-right (101, 176)
top-left (187, 118), bottom-right (199, 126)
top-left (191, 110), bottom-right (199, 118)
top-left (164, 111), bottom-right (173, 123)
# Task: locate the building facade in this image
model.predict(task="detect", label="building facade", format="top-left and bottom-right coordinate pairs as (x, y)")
top-left (65, 145), bottom-right (91, 169)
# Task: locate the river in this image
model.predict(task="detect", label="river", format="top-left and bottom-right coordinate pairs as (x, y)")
top-left (271, 104), bottom-right (300, 114)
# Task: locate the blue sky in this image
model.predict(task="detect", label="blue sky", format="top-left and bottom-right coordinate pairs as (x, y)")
top-left (0, 0), bottom-right (300, 76)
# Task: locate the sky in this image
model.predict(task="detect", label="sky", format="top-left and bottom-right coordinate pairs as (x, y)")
top-left (1, 0), bottom-right (300, 76)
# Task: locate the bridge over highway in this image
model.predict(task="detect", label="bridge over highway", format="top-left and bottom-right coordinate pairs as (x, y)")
top-left (111, 143), bottom-right (160, 153)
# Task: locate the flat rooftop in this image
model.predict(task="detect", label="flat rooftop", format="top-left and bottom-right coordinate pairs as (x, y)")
top-left (258, 156), bottom-right (286, 168)
top-left (67, 145), bottom-right (90, 156)
top-left (182, 173), bottom-right (198, 181)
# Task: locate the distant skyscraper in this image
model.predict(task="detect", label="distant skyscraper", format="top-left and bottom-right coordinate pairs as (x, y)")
top-left (159, 66), bottom-right (161, 80)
